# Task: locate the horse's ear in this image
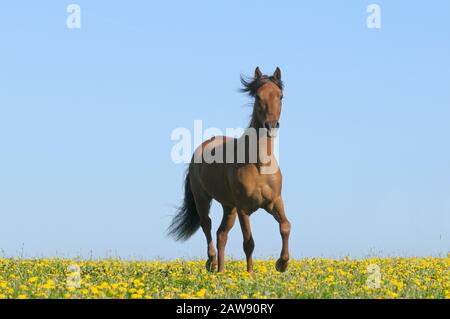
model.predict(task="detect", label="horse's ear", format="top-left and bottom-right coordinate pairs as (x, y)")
top-left (254, 67), bottom-right (263, 79)
top-left (273, 67), bottom-right (282, 81)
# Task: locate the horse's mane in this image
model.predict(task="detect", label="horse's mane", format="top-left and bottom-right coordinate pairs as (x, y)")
top-left (240, 72), bottom-right (284, 128)
top-left (240, 74), bottom-right (284, 97)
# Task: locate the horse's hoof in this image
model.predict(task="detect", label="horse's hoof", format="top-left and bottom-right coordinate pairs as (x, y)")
top-left (248, 270), bottom-right (256, 279)
top-left (275, 258), bottom-right (289, 272)
top-left (205, 258), bottom-right (217, 272)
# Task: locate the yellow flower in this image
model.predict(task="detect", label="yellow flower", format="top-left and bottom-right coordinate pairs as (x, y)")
top-left (42, 279), bottom-right (55, 289)
top-left (0, 257), bottom-right (446, 299)
top-left (99, 282), bottom-right (109, 289)
top-left (137, 289), bottom-right (145, 295)
top-left (29, 277), bottom-right (38, 283)
top-left (196, 288), bottom-right (207, 298)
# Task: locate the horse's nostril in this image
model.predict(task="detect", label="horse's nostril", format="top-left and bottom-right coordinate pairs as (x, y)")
top-left (264, 122), bottom-right (271, 130)
top-left (276, 122), bottom-right (280, 128)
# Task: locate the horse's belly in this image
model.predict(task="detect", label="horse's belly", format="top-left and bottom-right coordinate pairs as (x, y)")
top-left (198, 164), bottom-right (235, 206)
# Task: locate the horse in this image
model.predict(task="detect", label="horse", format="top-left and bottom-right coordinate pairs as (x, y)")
top-left (168, 67), bottom-right (291, 274)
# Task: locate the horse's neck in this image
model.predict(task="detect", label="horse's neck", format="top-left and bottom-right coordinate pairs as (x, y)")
top-left (238, 127), bottom-right (275, 165)
top-left (257, 135), bottom-right (275, 165)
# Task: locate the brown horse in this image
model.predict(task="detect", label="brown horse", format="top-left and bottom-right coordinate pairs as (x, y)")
top-left (168, 67), bottom-right (291, 274)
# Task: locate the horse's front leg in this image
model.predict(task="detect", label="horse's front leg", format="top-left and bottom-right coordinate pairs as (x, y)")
top-left (267, 197), bottom-right (291, 272)
top-left (237, 209), bottom-right (255, 275)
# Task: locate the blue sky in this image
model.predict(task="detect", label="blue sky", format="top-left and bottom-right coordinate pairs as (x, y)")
top-left (0, 1), bottom-right (449, 259)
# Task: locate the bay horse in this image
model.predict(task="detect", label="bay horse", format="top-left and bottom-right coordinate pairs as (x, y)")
top-left (168, 67), bottom-right (291, 274)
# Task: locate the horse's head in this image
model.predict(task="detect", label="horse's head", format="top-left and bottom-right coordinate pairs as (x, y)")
top-left (241, 67), bottom-right (284, 137)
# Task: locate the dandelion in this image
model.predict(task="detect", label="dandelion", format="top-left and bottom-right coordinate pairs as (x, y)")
top-left (29, 277), bottom-right (38, 283)
top-left (196, 288), bottom-right (207, 298)
top-left (0, 257), bottom-right (447, 299)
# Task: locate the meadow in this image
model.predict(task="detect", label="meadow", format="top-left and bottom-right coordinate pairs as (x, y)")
top-left (0, 257), bottom-right (448, 299)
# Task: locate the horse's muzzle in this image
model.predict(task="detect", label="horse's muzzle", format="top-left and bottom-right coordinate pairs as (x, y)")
top-left (264, 121), bottom-right (280, 138)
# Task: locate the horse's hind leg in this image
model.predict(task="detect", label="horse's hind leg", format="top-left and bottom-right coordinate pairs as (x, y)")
top-left (216, 206), bottom-right (237, 272)
top-left (192, 190), bottom-right (216, 272)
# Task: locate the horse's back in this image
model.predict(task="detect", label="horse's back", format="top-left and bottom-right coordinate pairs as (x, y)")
top-left (189, 136), bottom-right (236, 205)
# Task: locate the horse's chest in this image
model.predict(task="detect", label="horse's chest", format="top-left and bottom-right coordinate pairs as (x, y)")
top-left (235, 180), bottom-right (277, 211)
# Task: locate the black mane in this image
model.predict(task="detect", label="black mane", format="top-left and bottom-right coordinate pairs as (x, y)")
top-left (240, 74), bottom-right (283, 97)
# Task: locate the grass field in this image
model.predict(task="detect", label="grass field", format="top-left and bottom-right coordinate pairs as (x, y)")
top-left (0, 257), bottom-right (448, 299)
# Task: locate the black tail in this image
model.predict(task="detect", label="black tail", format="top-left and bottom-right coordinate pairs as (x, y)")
top-left (167, 171), bottom-right (200, 241)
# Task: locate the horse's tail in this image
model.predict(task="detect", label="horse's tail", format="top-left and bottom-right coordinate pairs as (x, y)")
top-left (167, 171), bottom-right (200, 241)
